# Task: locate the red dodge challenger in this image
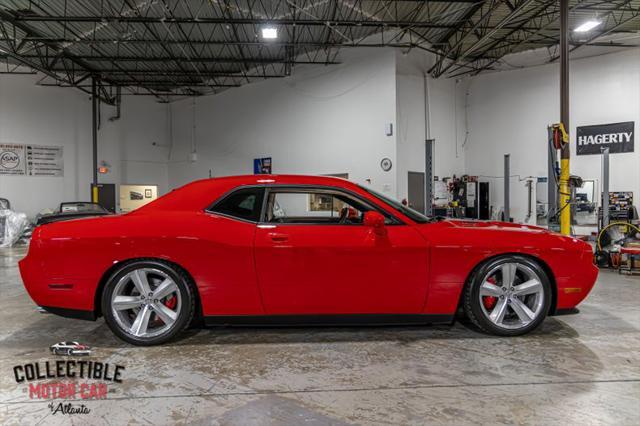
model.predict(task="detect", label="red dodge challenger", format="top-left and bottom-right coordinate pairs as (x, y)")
top-left (19, 175), bottom-right (598, 345)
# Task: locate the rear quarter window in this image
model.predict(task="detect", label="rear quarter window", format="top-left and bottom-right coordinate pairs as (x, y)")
top-left (209, 187), bottom-right (264, 222)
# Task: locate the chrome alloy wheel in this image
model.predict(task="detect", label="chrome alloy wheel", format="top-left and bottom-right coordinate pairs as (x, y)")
top-left (478, 262), bottom-right (545, 330)
top-left (111, 268), bottom-right (182, 338)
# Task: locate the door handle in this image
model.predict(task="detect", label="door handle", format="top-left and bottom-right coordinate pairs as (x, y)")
top-left (270, 233), bottom-right (289, 242)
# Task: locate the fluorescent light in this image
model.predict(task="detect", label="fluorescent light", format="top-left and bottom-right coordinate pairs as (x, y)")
top-left (574, 20), bottom-right (602, 33)
top-left (261, 27), bottom-right (278, 39)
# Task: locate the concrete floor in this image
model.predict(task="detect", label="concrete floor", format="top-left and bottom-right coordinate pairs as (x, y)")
top-left (0, 246), bottom-right (638, 425)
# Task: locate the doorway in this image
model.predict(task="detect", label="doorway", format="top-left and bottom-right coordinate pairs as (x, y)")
top-left (408, 171), bottom-right (425, 213)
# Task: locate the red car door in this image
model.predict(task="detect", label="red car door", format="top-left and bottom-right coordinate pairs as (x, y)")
top-left (253, 188), bottom-right (429, 314)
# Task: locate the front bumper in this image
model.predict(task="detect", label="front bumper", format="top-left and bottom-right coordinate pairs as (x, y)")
top-left (555, 256), bottom-right (599, 310)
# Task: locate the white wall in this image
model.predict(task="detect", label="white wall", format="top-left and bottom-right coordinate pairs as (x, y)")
top-left (3, 47), bottom-right (637, 223)
top-left (168, 48), bottom-right (398, 196)
top-left (395, 50), bottom-right (467, 203)
top-left (98, 97), bottom-right (170, 195)
top-left (0, 76), bottom-right (91, 217)
top-left (0, 75), bottom-right (169, 217)
top-left (463, 49), bottom-right (640, 222)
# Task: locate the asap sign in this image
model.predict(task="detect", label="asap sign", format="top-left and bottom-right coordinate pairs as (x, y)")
top-left (576, 121), bottom-right (634, 155)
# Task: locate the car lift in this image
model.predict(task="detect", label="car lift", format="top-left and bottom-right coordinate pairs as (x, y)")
top-left (548, 123), bottom-right (571, 234)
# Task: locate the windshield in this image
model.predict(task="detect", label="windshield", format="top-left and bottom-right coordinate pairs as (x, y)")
top-left (358, 185), bottom-right (430, 223)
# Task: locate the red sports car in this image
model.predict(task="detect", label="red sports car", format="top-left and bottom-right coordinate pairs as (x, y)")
top-left (19, 175), bottom-right (598, 345)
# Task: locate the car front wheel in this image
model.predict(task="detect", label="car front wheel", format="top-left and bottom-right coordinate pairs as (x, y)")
top-left (102, 260), bottom-right (195, 345)
top-left (463, 255), bottom-right (551, 336)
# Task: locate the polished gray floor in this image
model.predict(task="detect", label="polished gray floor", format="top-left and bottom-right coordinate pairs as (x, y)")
top-left (0, 246), bottom-right (638, 425)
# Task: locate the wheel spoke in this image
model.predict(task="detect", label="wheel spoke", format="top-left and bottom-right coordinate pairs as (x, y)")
top-left (489, 298), bottom-right (508, 325)
top-left (130, 305), bottom-right (152, 336)
top-left (112, 295), bottom-right (141, 311)
top-left (153, 279), bottom-right (177, 300)
top-left (131, 269), bottom-right (152, 296)
top-left (153, 303), bottom-right (177, 325)
top-left (512, 279), bottom-right (542, 296)
top-left (501, 263), bottom-right (517, 288)
top-left (480, 281), bottom-right (503, 297)
top-left (113, 268), bottom-right (183, 338)
top-left (510, 298), bottom-right (535, 323)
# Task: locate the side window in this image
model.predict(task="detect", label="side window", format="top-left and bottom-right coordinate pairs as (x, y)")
top-left (210, 188), bottom-right (264, 222)
top-left (266, 191), bottom-right (369, 225)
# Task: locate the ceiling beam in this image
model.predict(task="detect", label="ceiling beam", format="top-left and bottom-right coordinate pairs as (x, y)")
top-left (39, 82), bottom-right (242, 88)
top-left (443, 0), bottom-right (555, 76)
top-left (428, 0), bottom-right (504, 77)
top-left (0, 54), bottom-right (341, 64)
top-left (549, 0), bottom-right (640, 61)
top-left (0, 38), bottom-right (454, 50)
top-left (0, 11), bottom-right (118, 103)
top-left (9, 15), bottom-right (496, 29)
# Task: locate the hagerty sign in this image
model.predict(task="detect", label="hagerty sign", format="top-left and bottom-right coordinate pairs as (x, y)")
top-left (576, 121), bottom-right (634, 155)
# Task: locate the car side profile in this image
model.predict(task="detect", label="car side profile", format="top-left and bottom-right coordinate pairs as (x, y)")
top-left (20, 175), bottom-right (598, 345)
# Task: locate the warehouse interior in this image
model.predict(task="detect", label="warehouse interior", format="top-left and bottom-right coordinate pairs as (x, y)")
top-left (0, 0), bottom-right (639, 424)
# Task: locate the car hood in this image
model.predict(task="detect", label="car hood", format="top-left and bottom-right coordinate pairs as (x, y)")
top-left (443, 219), bottom-right (551, 234)
top-left (416, 218), bottom-right (589, 253)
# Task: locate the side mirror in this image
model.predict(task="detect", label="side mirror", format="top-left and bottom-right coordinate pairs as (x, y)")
top-left (364, 211), bottom-right (386, 234)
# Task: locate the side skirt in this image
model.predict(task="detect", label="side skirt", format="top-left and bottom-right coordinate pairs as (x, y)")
top-left (551, 307), bottom-right (580, 316)
top-left (41, 306), bottom-right (97, 321)
top-left (204, 314), bottom-right (454, 327)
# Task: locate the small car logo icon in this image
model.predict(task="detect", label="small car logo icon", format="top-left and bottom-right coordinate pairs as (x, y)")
top-left (50, 341), bottom-right (92, 356)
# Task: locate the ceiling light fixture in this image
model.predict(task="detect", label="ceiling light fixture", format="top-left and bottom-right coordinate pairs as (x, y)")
top-left (261, 27), bottom-right (278, 39)
top-left (574, 20), bottom-right (602, 33)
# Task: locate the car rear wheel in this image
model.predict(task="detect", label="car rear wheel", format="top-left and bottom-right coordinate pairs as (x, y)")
top-left (463, 255), bottom-right (551, 336)
top-left (102, 260), bottom-right (195, 345)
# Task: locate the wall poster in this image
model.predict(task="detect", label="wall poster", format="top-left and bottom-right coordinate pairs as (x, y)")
top-left (0, 143), bottom-right (64, 176)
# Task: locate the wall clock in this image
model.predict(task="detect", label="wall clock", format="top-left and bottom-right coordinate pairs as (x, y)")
top-left (380, 158), bottom-right (392, 172)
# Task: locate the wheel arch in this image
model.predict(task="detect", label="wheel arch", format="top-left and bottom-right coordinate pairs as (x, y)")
top-left (93, 257), bottom-right (203, 321)
top-left (457, 252), bottom-right (558, 315)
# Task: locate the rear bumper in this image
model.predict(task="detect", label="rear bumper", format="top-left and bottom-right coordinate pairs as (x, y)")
top-left (19, 253), bottom-right (96, 312)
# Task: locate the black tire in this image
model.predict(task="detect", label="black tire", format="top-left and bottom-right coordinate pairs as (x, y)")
top-left (102, 260), bottom-right (195, 346)
top-left (463, 255), bottom-right (552, 336)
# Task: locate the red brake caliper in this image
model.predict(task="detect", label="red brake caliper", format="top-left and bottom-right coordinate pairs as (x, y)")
top-left (164, 296), bottom-right (177, 310)
top-left (482, 276), bottom-right (498, 310)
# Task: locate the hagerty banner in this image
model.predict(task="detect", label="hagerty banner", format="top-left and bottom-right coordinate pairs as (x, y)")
top-left (576, 121), bottom-right (634, 155)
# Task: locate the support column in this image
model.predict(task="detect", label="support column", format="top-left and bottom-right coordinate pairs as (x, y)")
top-left (504, 154), bottom-right (510, 222)
top-left (547, 127), bottom-right (558, 225)
top-left (602, 148), bottom-right (610, 227)
top-left (559, 0), bottom-right (571, 235)
top-left (92, 77), bottom-right (99, 203)
top-left (425, 139), bottom-right (434, 216)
